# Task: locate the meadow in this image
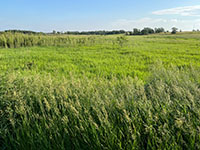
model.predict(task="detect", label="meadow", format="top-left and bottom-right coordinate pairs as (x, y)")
top-left (0, 32), bottom-right (200, 149)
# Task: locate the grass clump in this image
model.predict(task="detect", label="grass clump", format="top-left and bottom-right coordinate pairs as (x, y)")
top-left (1, 66), bottom-right (200, 150)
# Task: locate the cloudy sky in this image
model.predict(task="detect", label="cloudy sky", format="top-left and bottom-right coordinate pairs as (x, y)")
top-left (1, 0), bottom-right (200, 32)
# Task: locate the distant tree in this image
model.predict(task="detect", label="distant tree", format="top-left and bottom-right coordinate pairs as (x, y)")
top-left (63, 30), bottom-right (126, 35)
top-left (52, 30), bottom-right (56, 34)
top-left (4, 30), bottom-right (38, 34)
top-left (155, 27), bottom-right (165, 33)
top-left (131, 27), bottom-right (166, 36)
top-left (133, 28), bottom-right (141, 35)
top-left (141, 27), bottom-right (154, 35)
top-left (171, 27), bottom-right (178, 34)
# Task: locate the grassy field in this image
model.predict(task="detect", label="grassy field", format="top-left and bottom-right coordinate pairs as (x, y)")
top-left (1, 32), bottom-right (200, 149)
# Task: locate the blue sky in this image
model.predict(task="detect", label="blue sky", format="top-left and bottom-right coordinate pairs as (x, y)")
top-left (1, 0), bottom-right (200, 32)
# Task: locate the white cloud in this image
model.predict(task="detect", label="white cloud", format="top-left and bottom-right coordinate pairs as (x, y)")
top-left (171, 19), bottom-right (178, 23)
top-left (111, 18), bottom-right (167, 30)
top-left (111, 18), bottom-right (200, 31)
top-left (152, 5), bottom-right (200, 16)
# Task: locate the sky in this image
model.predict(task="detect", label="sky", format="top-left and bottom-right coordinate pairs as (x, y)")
top-left (1, 0), bottom-right (200, 32)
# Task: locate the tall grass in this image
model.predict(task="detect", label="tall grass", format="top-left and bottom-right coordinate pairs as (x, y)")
top-left (0, 33), bottom-right (127, 48)
top-left (1, 67), bottom-right (200, 150)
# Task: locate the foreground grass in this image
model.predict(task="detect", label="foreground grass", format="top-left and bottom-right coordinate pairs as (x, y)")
top-left (1, 67), bottom-right (200, 150)
top-left (1, 33), bottom-right (200, 149)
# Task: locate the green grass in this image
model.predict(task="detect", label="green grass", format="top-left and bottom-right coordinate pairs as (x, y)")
top-left (1, 33), bottom-right (200, 79)
top-left (1, 33), bottom-right (200, 149)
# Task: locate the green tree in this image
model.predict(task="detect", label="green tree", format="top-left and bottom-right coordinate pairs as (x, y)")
top-left (141, 27), bottom-right (154, 35)
top-left (155, 27), bottom-right (165, 33)
top-left (133, 28), bottom-right (141, 35)
top-left (52, 30), bottom-right (56, 34)
top-left (171, 27), bottom-right (178, 34)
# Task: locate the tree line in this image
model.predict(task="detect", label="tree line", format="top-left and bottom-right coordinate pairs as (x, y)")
top-left (0, 30), bottom-right (126, 35)
top-left (52, 28), bottom-right (166, 35)
top-left (0, 28), bottom-right (166, 36)
top-left (0, 30), bottom-right (44, 35)
top-left (126, 27), bottom-right (165, 35)
top-left (52, 30), bottom-right (126, 35)
top-left (2, 27), bottom-right (198, 36)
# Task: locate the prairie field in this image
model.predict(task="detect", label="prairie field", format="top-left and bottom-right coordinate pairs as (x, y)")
top-left (1, 32), bottom-right (200, 149)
